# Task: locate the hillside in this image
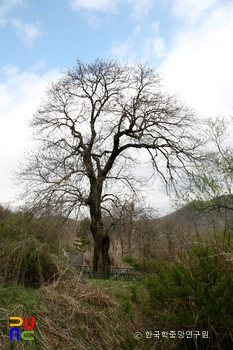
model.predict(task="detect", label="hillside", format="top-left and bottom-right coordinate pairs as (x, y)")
top-left (156, 195), bottom-right (233, 235)
top-left (1, 200), bottom-right (233, 349)
top-left (0, 233), bottom-right (152, 349)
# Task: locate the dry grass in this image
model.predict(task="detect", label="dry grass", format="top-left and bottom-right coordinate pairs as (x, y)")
top-left (0, 230), bottom-right (152, 349)
top-left (0, 236), bottom-right (59, 288)
top-left (0, 258), bottom-right (151, 350)
top-left (35, 273), bottom-right (127, 349)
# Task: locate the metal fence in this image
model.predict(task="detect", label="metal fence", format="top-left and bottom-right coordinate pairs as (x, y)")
top-left (67, 257), bottom-right (142, 282)
top-left (77, 267), bottom-right (142, 282)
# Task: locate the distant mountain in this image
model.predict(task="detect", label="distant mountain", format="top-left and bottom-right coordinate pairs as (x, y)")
top-left (156, 195), bottom-right (233, 236)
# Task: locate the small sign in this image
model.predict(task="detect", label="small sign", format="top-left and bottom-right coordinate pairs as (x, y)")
top-left (68, 253), bottom-right (84, 266)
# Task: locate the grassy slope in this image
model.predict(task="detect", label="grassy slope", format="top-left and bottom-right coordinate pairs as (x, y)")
top-left (0, 274), bottom-right (154, 350)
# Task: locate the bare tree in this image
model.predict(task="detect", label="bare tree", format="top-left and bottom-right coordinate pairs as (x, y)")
top-left (17, 58), bottom-right (203, 272)
top-left (175, 117), bottom-right (233, 210)
top-left (104, 195), bottom-right (155, 257)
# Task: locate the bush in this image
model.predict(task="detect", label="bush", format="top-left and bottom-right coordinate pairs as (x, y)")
top-left (146, 231), bottom-right (233, 349)
top-left (0, 236), bottom-right (59, 288)
top-left (122, 254), bottom-right (138, 267)
top-left (122, 253), bottom-right (157, 273)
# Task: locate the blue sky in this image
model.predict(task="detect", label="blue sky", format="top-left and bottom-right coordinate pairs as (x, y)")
top-left (1, 0), bottom-right (233, 214)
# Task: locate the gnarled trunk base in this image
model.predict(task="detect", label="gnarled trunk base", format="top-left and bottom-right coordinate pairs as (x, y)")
top-left (92, 235), bottom-right (111, 272)
top-left (91, 218), bottom-right (111, 272)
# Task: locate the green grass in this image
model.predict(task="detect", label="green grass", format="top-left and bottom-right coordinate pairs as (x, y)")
top-left (0, 277), bottom-right (154, 350)
top-left (0, 284), bottom-right (48, 349)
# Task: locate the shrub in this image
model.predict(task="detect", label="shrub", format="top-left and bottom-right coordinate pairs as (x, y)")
top-left (146, 231), bottom-right (233, 349)
top-left (122, 254), bottom-right (138, 267)
top-left (0, 236), bottom-right (58, 288)
top-left (122, 253), bottom-right (157, 273)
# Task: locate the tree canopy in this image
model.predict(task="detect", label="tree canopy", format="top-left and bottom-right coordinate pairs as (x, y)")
top-left (17, 58), bottom-right (203, 271)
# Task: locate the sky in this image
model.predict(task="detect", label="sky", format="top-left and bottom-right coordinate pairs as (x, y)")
top-left (0, 0), bottom-right (233, 216)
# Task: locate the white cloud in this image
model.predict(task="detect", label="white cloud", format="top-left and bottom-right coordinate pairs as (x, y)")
top-left (110, 21), bottom-right (167, 61)
top-left (142, 22), bottom-right (167, 59)
top-left (0, 64), bottom-right (61, 205)
top-left (172, 0), bottom-right (219, 25)
top-left (69, 0), bottom-right (156, 22)
top-left (0, 0), bottom-right (42, 46)
top-left (11, 18), bottom-right (42, 46)
top-left (0, 0), bottom-right (23, 26)
top-left (69, 0), bottom-right (119, 28)
top-left (152, 37), bottom-right (167, 58)
top-left (110, 37), bottom-right (136, 62)
top-left (160, 3), bottom-right (233, 117)
top-left (127, 0), bottom-right (155, 21)
top-left (69, 0), bottom-right (118, 13)
top-left (110, 23), bottom-right (144, 61)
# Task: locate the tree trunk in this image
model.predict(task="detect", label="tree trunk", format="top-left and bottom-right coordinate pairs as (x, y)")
top-left (89, 179), bottom-right (111, 272)
top-left (90, 216), bottom-right (111, 272)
